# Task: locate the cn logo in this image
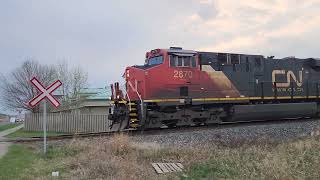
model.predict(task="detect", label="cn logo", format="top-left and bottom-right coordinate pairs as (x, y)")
top-left (272, 70), bottom-right (303, 88)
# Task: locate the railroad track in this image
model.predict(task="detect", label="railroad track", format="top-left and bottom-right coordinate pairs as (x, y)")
top-left (1, 117), bottom-right (318, 143)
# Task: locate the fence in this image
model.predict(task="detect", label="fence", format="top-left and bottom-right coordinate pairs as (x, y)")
top-left (24, 113), bottom-right (111, 133)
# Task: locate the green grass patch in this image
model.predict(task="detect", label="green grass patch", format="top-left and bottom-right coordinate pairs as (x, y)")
top-left (19, 145), bottom-right (81, 179)
top-left (0, 144), bottom-right (37, 179)
top-left (181, 160), bottom-right (239, 179)
top-left (5, 128), bottom-right (67, 138)
top-left (0, 143), bottom-right (80, 179)
top-left (0, 123), bottom-right (20, 132)
top-left (45, 144), bottom-right (81, 159)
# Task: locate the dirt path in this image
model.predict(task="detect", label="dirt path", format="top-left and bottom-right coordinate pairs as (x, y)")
top-left (0, 124), bottom-right (24, 158)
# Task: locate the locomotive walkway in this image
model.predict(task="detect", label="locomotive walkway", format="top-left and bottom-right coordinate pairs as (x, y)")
top-left (0, 124), bottom-right (24, 158)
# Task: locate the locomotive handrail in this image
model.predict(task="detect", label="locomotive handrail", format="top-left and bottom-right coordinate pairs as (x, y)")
top-left (134, 86), bottom-right (144, 122)
top-left (123, 87), bottom-right (132, 112)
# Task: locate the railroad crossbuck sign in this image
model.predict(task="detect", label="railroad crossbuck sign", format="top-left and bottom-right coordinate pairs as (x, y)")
top-left (28, 77), bottom-right (62, 154)
top-left (28, 77), bottom-right (62, 108)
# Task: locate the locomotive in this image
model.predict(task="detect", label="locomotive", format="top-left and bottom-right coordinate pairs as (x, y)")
top-left (109, 47), bottom-right (320, 130)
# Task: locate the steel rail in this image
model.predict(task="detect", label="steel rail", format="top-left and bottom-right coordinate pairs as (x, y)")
top-left (1, 117), bottom-right (318, 143)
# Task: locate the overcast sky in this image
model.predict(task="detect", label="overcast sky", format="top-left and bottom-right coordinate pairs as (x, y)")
top-left (1, 0), bottom-right (320, 112)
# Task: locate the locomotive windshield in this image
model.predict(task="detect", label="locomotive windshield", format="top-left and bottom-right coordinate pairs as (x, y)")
top-left (169, 55), bottom-right (197, 67)
top-left (147, 56), bottom-right (164, 65)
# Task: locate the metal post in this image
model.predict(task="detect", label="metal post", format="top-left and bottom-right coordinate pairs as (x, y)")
top-left (291, 82), bottom-right (294, 100)
top-left (317, 83), bottom-right (319, 100)
top-left (306, 80), bottom-right (309, 98)
top-left (261, 82), bottom-right (264, 100)
top-left (273, 82), bottom-right (277, 100)
top-left (43, 100), bottom-right (47, 154)
top-left (140, 100), bottom-right (144, 123)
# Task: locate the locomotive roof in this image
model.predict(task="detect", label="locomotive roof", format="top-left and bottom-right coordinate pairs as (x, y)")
top-left (166, 48), bottom-right (197, 54)
top-left (164, 48), bottom-right (319, 60)
top-left (197, 51), bottom-right (263, 57)
top-left (165, 47), bottom-right (263, 57)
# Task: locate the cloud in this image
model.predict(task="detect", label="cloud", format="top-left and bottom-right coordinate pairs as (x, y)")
top-left (200, 12), bottom-right (320, 53)
top-left (0, 0), bottom-right (319, 113)
top-left (180, 0), bottom-right (320, 57)
top-left (0, 0), bottom-right (319, 90)
top-left (199, 36), bottom-right (266, 53)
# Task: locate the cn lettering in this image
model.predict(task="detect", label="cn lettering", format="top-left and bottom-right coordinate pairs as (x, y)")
top-left (272, 70), bottom-right (303, 88)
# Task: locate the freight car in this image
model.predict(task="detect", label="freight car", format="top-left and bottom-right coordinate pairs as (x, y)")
top-left (109, 47), bottom-right (320, 130)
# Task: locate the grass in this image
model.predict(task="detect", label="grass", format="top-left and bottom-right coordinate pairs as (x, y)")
top-left (19, 144), bottom-right (81, 180)
top-left (0, 143), bottom-right (81, 180)
top-left (65, 134), bottom-right (320, 180)
top-left (1, 133), bottom-right (320, 179)
top-left (5, 128), bottom-right (67, 138)
top-left (0, 123), bottom-right (20, 132)
top-left (181, 137), bottom-right (320, 179)
top-left (0, 144), bottom-right (37, 179)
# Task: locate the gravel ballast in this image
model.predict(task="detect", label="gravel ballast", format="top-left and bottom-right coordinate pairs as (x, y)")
top-left (132, 119), bottom-right (320, 148)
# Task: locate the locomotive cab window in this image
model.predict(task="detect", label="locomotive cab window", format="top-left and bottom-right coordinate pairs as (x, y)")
top-left (218, 53), bottom-right (228, 65)
top-left (147, 56), bottom-right (164, 66)
top-left (231, 54), bottom-right (240, 64)
top-left (170, 55), bottom-right (197, 68)
top-left (255, 58), bottom-right (261, 66)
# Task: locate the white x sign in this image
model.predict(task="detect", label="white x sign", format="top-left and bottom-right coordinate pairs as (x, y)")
top-left (28, 77), bottom-right (62, 108)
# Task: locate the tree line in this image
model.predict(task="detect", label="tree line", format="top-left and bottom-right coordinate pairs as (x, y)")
top-left (0, 59), bottom-right (88, 113)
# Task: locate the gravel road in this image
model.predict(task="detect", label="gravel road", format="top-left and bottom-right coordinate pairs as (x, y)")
top-left (132, 119), bottom-right (320, 148)
top-left (0, 124), bottom-right (24, 158)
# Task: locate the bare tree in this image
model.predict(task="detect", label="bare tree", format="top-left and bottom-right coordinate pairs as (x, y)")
top-left (70, 66), bottom-right (88, 99)
top-left (56, 62), bottom-right (88, 101)
top-left (0, 59), bottom-right (89, 113)
top-left (56, 62), bottom-right (71, 102)
top-left (0, 59), bottom-right (57, 112)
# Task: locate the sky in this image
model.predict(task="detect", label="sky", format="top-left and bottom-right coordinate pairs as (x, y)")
top-left (0, 0), bottom-right (320, 112)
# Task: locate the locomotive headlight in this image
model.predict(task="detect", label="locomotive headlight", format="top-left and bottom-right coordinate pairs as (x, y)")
top-left (126, 70), bottom-right (130, 78)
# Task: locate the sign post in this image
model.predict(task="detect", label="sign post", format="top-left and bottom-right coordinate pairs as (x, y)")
top-left (43, 100), bottom-right (47, 153)
top-left (28, 77), bottom-right (62, 154)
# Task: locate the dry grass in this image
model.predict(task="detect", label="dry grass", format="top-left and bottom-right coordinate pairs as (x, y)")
top-left (66, 134), bottom-right (320, 180)
top-left (12, 131), bottom-right (320, 180)
top-left (184, 136), bottom-right (320, 179)
top-left (67, 133), bottom-right (157, 180)
top-left (65, 133), bottom-right (212, 180)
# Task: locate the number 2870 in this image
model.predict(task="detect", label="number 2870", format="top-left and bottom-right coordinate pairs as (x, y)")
top-left (173, 70), bottom-right (193, 78)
